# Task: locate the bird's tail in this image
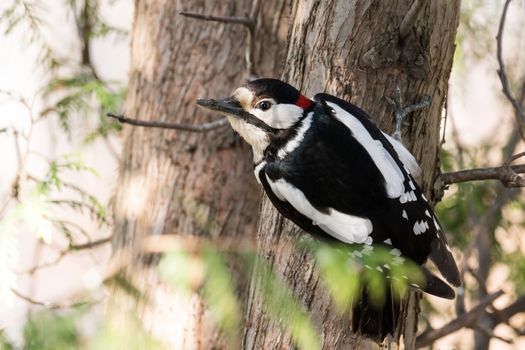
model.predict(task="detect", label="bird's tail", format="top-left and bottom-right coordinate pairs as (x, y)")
top-left (352, 285), bottom-right (400, 340)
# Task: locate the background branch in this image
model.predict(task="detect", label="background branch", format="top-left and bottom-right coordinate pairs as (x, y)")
top-left (11, 288), bottom-right (94, 310)
top-left (107, 113), bottom-right (227, 132)
top-left (439, 163), bottom-right (525, 187)
top-left (180, 0), bottom-right (261, 77)
top-left (416, 290), bottom-right (505, 348)
top-left (496, 0), bottom-right (525, 126)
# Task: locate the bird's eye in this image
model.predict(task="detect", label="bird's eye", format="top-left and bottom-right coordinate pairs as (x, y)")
top-left (256, 100), bottom-right (272, 111)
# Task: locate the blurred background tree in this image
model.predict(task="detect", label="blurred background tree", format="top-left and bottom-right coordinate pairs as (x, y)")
top-left (0, 0), bottom-right (524, 349)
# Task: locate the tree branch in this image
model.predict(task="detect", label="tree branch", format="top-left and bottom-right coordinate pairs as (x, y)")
top-left (491, 295), bottom-right (525, 325)
top-left (180, 0), bottom-right (261, 77)
top-left (496, 0), bottom-right (525, 125)
top-left (179, 12), bottom-right (253, 27)
top-left (106, 113), bottom-right (227, 132)
top-left (439, 163), bottom-right (525, 187)
top-left (21, 236), bottom-right (112, 274)
top-left (69, 235), bottom-right (112, 250)
top-left (416, 290), bottom-right (505, 348)
top-left (11, 288), bottom-right (93, 309)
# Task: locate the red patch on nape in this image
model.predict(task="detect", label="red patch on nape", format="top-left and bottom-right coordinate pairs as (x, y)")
top-left (295, 94), bottom-right (314, 110)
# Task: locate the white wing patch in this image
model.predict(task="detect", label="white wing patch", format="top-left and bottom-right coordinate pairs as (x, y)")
top-left (327, 102), bottom-right (405, 198)
top-left (382, 132), bottom-right (421, 176)
top-left (278, 113), bottom-right (313, 158)
top-left (266, 175), bottom-right (373, 244)
top-left (413, 220), bottom-right (430, 235)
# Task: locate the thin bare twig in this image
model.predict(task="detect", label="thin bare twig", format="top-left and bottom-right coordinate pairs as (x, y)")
top-left (21, 236), bottom-right (112, 274)
top-left (399, 0), bottom-right (425, 39)
top-left (11, 288), bottom-right (93, 309)
top-left (497, 0), bottom-right (525, 125)
top-left (70, 236), bottom-right (112, 250)
top-left (181, 0), bottom-right (261, 77)
top-left (23, 251), bottom-right (67, 275)
top-left (504, 151), bottom-right (525, 165)
top-left (416, 290), bottom-right (505, 348)
top-left (179, 12), bottom-right (253, 27)
top-left (107, 113), bottom-right (227, 132)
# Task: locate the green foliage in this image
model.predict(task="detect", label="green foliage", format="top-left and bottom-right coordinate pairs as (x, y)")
top-left (22, 310), bottom-right (81, 350)
top-left (315, 244), bottom-right (361, 309)
top-left (159, 240), bottom-right (427, 350)
top-left (0, 152), bottom-right (107, 306)
top-left (159, 246), bottom-right (321, 350)
top-left (88, 311), bottom-right (164, 350)
top-left (7, 306), bottom-right (163, 350)
top-left (159, 250), bottom-right (198, 293)
top-left (0, 331), bottom-right (14, 350)
top-left (314, 243), bottom-right (424, 309)
top-left (438, 137), bottom-right (525, 302)
top-left (104, 272), bottom-right (146, 303)
top-left (248, 254), bottom-right (321, 350)
top-left (45, 74), bottom-right (125, 139)
top-left (160, 247), bottom-right (244, 347)
top-left (201, 247), bottom-right (242, 342)
top-left (0, 0), bottom-right (64, 69)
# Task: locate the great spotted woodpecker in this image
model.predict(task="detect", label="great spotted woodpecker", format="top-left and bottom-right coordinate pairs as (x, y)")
top-left (197, 78), bottom-right (460, 339)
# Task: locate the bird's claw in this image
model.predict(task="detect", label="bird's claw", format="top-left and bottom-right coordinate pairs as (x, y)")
top-left (386, 83), bottom-right (431, 143)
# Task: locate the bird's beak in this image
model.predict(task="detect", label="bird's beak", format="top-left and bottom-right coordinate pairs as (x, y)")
top-left (196, 97), bottom-right (247, 119)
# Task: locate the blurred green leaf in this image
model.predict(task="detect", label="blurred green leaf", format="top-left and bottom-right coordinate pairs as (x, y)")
top-left (104, 272), bottom-right (146, 302)
top-left (247, 254), bottom-right (321, 350)
top-left (0, 330), bottom-right (15, 350)
top-left (159, 250), bottom-right (200, 293)
top-left (202, 247), bottom-right (241, 344)
top-left (89, 307), bottom-right (164, 350)
top-left (22, 310), bottom-right (81, 350)
top-left (315, 244), bottom-right (361, 309)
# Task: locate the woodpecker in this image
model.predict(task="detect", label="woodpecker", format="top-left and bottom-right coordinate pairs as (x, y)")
top-left (197, 78), bottom-right (460, 339)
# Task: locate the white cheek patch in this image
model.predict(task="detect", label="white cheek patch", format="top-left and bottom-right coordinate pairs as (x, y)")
top-left (266, 176), bottom-right (373, 244)
top-left (248, 103), bottom-right (304, 129)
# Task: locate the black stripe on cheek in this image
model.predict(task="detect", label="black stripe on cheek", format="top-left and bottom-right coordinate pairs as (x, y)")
top-left (239, 110), bottom-right (281, 133)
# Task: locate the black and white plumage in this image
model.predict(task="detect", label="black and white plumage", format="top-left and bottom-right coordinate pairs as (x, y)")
top-left (197, 79), bottom-right (460, 339)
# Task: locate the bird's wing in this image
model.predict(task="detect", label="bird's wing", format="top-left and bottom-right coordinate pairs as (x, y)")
top-left (382, 132), bottom-right (421, 177)
top-left (314, 93), bottom-right (419, 176)
top-left (310, 93), bottom-right (460, 286)
top-left (263, 170), bottom-right (373, 244)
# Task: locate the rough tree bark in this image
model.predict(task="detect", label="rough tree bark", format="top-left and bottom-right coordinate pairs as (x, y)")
top-left (111, 1), bottom-right (287, 349)
top-left (243, 1), bottom-right (461, 349)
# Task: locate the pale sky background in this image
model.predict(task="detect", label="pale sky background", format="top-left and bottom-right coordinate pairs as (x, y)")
top-left (0, 0), bottom-right (523, 349)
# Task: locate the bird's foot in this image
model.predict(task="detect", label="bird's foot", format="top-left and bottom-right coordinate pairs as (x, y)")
top-left (385, 83), bottom-right (431, 143)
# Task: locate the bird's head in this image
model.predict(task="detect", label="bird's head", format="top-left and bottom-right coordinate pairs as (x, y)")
top-left (197, 78), bottom-right (314, 162)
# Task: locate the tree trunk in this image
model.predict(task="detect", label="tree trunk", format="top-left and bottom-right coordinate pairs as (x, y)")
top-left (111, 1), bottom-right (287, 349)
top-left (243, 1), bottom-right (461, 349)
